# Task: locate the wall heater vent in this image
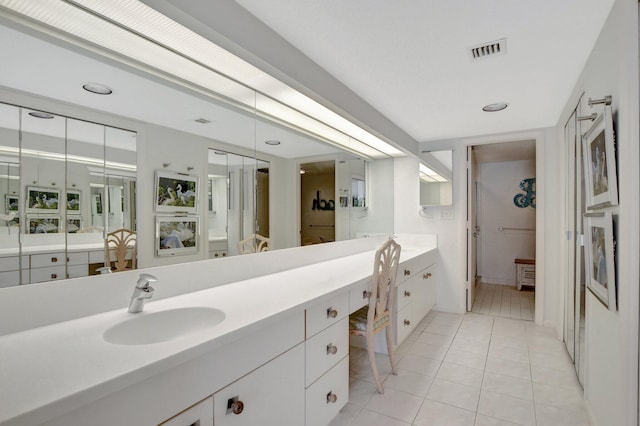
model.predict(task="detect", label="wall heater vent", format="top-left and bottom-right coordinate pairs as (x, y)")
top-left (469, 38), bottom-right (507, 60)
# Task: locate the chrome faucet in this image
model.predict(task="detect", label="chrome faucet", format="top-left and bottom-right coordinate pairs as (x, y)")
top-left (128, 273), bottom-right (158, 313)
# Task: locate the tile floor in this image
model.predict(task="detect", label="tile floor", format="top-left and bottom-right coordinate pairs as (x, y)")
top-left (472, 283), bottom-right (535, 321)
top-left (331, 310), bottom-right (590, 426)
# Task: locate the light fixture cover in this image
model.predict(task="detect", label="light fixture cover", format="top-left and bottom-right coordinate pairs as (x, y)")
top-left (28, 111), bottom-right (54, 119)
top-left (265, 140), bottom-right (281, 146)
top-left (83, 82), bottom-right (113, 95)
top-left (482, 103), bottom-right (508, 112)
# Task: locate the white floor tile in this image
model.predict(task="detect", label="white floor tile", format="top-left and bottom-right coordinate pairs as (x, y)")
top-left (348, 377), bottom-right (377, 407)
top-left (350, 408), bottom-right (412, 426)
top-left (530, 364), bottom-right (579, 388)
top-left (478, 389), bottom-right (535, 426)
top-left (535, 402), bottom-right (591, 426)
top-left (485, 355), bottom-right (531, 381)
top-left (482, 372), bottom-right (533, 401)
top-left (436, 362), bottom-right (484, 388)
top-left (397, 353), bottom-right (441, 376)
top-left (409, 341), bottom-right (449, 360)
top-left (417, 331), bottom-right (454, 348)
top-left (445, 348), bottom-right (488, 370)
top-left (414, 399), bottom-right (476, 426)
top-left (329, 402), bottom-right (362, 426)
top-left (488, 344), bottom-right (529, 364)
top-left (364, 388), bottom-right (424, 423)
top-left (426, 378), bottom-right (481, 412)
top-left (382, 368), bottom-right (434, 397)
top-left (474, 414), bottom-right (520, 426)
top-left (425, 322), bottom-right (460, 336)
top-left (451, 337), bottom-right (490, 355)
top-left (532, 381), bottom-right (583, 408)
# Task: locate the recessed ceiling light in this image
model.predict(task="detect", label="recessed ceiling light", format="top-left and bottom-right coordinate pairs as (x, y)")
top-left (265, 140), bottom-right (281, 146)
top-left (28, 111), bottom-right (54, 119)
top-left (82, 82), bottom-right (113, 95)
top-left (482, 103), bottom-right (508, 112)
top-left (194, 118), bottom-right (211, 124)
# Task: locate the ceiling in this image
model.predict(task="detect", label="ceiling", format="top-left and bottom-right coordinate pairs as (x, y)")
top-left (473, 140), bottom-right (536, 164)
top-left (232, 0), bottom-right (616, 143)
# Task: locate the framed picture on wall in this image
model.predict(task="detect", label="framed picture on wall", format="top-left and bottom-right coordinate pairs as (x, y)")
top-left (155, 215), bottom-right (199, 256)
top-left (584, 212), bottom-right (616, 311)
top-left (27, 215), bottom-right (60, 234)
top-left (5, 195), bottom-right (18, 213)
top-left (26, 187), bottom-right (60, 213)
top-left (583, 105), bottom-right (618, 209)
top-left (66, 217), bottom-right (83, 233)
top-left (66, 190), bottom-right (81, 214)
top-left (154, 170), bottom-right (199, 214)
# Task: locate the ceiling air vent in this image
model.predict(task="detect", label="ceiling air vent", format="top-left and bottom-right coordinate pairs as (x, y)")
top-left (469, 38), bottom-right (506, 60)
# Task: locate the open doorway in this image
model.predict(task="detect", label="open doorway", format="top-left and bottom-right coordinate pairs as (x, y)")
top-left (300, 160), bottom-right (335, 245)
top-left (467, 140), bottom-right (537, 320)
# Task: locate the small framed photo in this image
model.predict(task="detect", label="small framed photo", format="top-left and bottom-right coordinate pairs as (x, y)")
top-left (66, 217), bottom-right (83, 233)
top-left (5, 195), bottom-right (18, 213)
top-left (66, 190), bottom-right (81, 214)
top-left (584, 212), bottom-right (616, 311)
top-left (26, 187), bottom-right (60, 213)
top-left (155, 170), bottom-right (199, 214)
top-left (583, 105), bottom-right (618, 209)
top-left (155, 215), bottom-right (199, 256)
top-left (27, 215), bottom-right (60, 234)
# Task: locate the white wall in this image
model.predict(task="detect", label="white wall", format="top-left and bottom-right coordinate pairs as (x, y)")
top-left (554, 1), bottom-right (639, 424)
top-left (477, 160), bottom-right (536, 284)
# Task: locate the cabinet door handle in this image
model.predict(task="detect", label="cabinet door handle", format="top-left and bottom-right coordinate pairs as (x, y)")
top-left (327, 308), bottom-right (338, 319)
top-left (404, 290), bottom-right (411, 297)
top-left (327, 344), bottom-right (338, 355)
top-left (51, 257), bottom-right (58, 263)
top-left (423, 272), bottom-right (432, 279)
top-left (227, 398), bottom-right (244, 415)
top-left (403, 269), bottom-right (411, 276)
top-left (326, 391), bottom-right (338, 404)
top-left (404, 319), bottom-right (411, 326)
top-left (363, 290), bottom-right (372, 299)
top-left (51, 273), bottom-right (57, 279)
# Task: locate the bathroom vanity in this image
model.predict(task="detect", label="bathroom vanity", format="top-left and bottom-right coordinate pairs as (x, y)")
top-left (0, 234), bottom-right (437, 426)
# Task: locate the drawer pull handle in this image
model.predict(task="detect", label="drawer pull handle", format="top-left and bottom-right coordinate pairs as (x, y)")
top-left (51, 257), bottom-right (58, 263)
top-left (227, 398), bottom-right (244, 415)
top-left (404, 269), bottom-right (411, 276)
top-left (214, 253), bottom-right (219, 257)
top-left (327, 308), bottom-right (338, 319)
top-left (327, 344), bottom-right (338, 355)
top-left (363, 290), bottom-right (372, 299)
top-left (51, 274), bottom-right (57, 279)
top-left (326, 391), bottom-right (338, 404)
top-left (404, 319), bottom-right (411, 326)
top-left (404, 290), bottom-right (411, 297)
top-left (423, 272), bottom-right (432, 279)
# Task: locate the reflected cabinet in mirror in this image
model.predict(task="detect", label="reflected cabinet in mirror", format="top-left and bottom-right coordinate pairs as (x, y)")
top-left (420, 150), bottom-right (453, 207)
top-left (0, 102), bottom-right (137, 287)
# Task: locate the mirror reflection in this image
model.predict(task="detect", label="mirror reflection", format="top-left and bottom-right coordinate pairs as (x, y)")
top-left (420, 150), bottom-right (453, 206)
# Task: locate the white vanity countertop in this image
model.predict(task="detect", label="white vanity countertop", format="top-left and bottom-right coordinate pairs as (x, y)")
top-left (0, 241), bottom-right (437, 426)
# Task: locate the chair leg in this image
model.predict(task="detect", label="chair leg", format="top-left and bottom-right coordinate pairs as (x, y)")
top-left (367, 334), bottom-right (384, 394)
top-left (385, 327), bottom-right (398, 376)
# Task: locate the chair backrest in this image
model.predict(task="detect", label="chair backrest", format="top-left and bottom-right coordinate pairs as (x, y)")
top-left (368, 238), bottom-right (401, 321)
top-left (104, 228), bottom-right (136, 272)
top-left (238, 233), bottom-right (270, 254)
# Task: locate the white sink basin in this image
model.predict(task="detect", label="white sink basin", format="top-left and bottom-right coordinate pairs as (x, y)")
top-left (103, 307), bottom-right (226, 345)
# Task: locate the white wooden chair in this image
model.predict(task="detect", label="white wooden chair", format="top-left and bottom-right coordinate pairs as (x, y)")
top-left (237, 233), bottom-right (270, 254)
top-left (348, 238), bottom-right (401, 393)
top-left (104, 228), bottom-right (136, 272)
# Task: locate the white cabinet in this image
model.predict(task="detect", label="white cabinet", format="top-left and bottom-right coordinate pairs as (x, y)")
top-left (305, 356), bottom-right (349, 426)
top-left (393, 263), bottom-right (437, 346)
top-left (213, 344), bottom-right (305, 425)
top-left (159, 396), bottom-right (213, 426)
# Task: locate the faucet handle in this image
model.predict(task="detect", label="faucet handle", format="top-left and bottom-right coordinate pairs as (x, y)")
top-left (136, 273), bottom-right (158, 288)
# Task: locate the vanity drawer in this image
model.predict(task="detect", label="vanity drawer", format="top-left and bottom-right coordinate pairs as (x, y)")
top-left (397, 257), bottom-right (432, 283)
top-left (305, 355), bottom-right (349, 426)
top-left (159, 396), bottom-right (213, 426)
top-left (0, 255), bottom-right (19, 272)
top-left (305, 317), bottom-right (348, 387)
top-left (66, 251), bottom-right (88, 266)
top-left (67, 264), bottom-right (88, 278)
top-left (348, 279), bottom-right (370, 313)
top-left (396, 303), bottom-right (414, 344)
top-left (89, 250), bottom-right (104, 264)
top-left (0, 270), bottom-right (20, 287)
top-left (306, 292), bottom-right (348, 338)
top-left (30, 265), bottom-right (66, 283)
top-left (30, 252), bottom-right (66, 268)
top-left (397, 279), bottom-right (414, 311)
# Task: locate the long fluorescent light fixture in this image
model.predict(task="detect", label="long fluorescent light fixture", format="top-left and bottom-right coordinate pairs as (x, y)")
top-left (0, 0), bottom-right (405, 159)
top-left (419, 163), bottom-right (448, 183)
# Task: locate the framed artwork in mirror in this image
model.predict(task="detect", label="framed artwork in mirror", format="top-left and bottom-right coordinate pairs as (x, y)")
top-left (155, 215), bottom-right (199, 256)
top-left (155, 170), bottom-right (198, 214)
top-left (583, 105), bottom-right (618, 209)
top-left (5, 195), bottom-right (18, 213)
top-left (66, 217), bottom-right (83, 233)
top-left (26, 187), bottom-right (60, 213)
top-left (584, 212), bottom-right (616, 311)
top-left (66, 190), bottom-right (81, 214)
top-left (27, 215), bottom-right (60, 234)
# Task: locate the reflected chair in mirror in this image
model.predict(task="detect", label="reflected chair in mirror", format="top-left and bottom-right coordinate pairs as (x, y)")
top-left (104, 228), bottom-right (136, 272)
top-left (237, 233), bottom-right (270, 254)
top-left (348, 238), bottom-right (401, 393)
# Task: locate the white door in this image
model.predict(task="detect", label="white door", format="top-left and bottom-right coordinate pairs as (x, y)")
top-left (466, 146), bottom-right (478, 311)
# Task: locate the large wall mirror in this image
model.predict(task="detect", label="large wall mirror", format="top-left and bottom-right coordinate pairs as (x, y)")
top-left (0, 102), bottom-right (137, 288)
top-left (420, 150), bottom-right (453, 206)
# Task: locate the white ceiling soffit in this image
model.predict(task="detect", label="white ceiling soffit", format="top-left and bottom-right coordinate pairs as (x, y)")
top-left (0, 23), bottom-right (339, 159)
top-left (473, 139), bottom-right (536, 164)
top-left (233, 0), bottom-right (615, 143)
